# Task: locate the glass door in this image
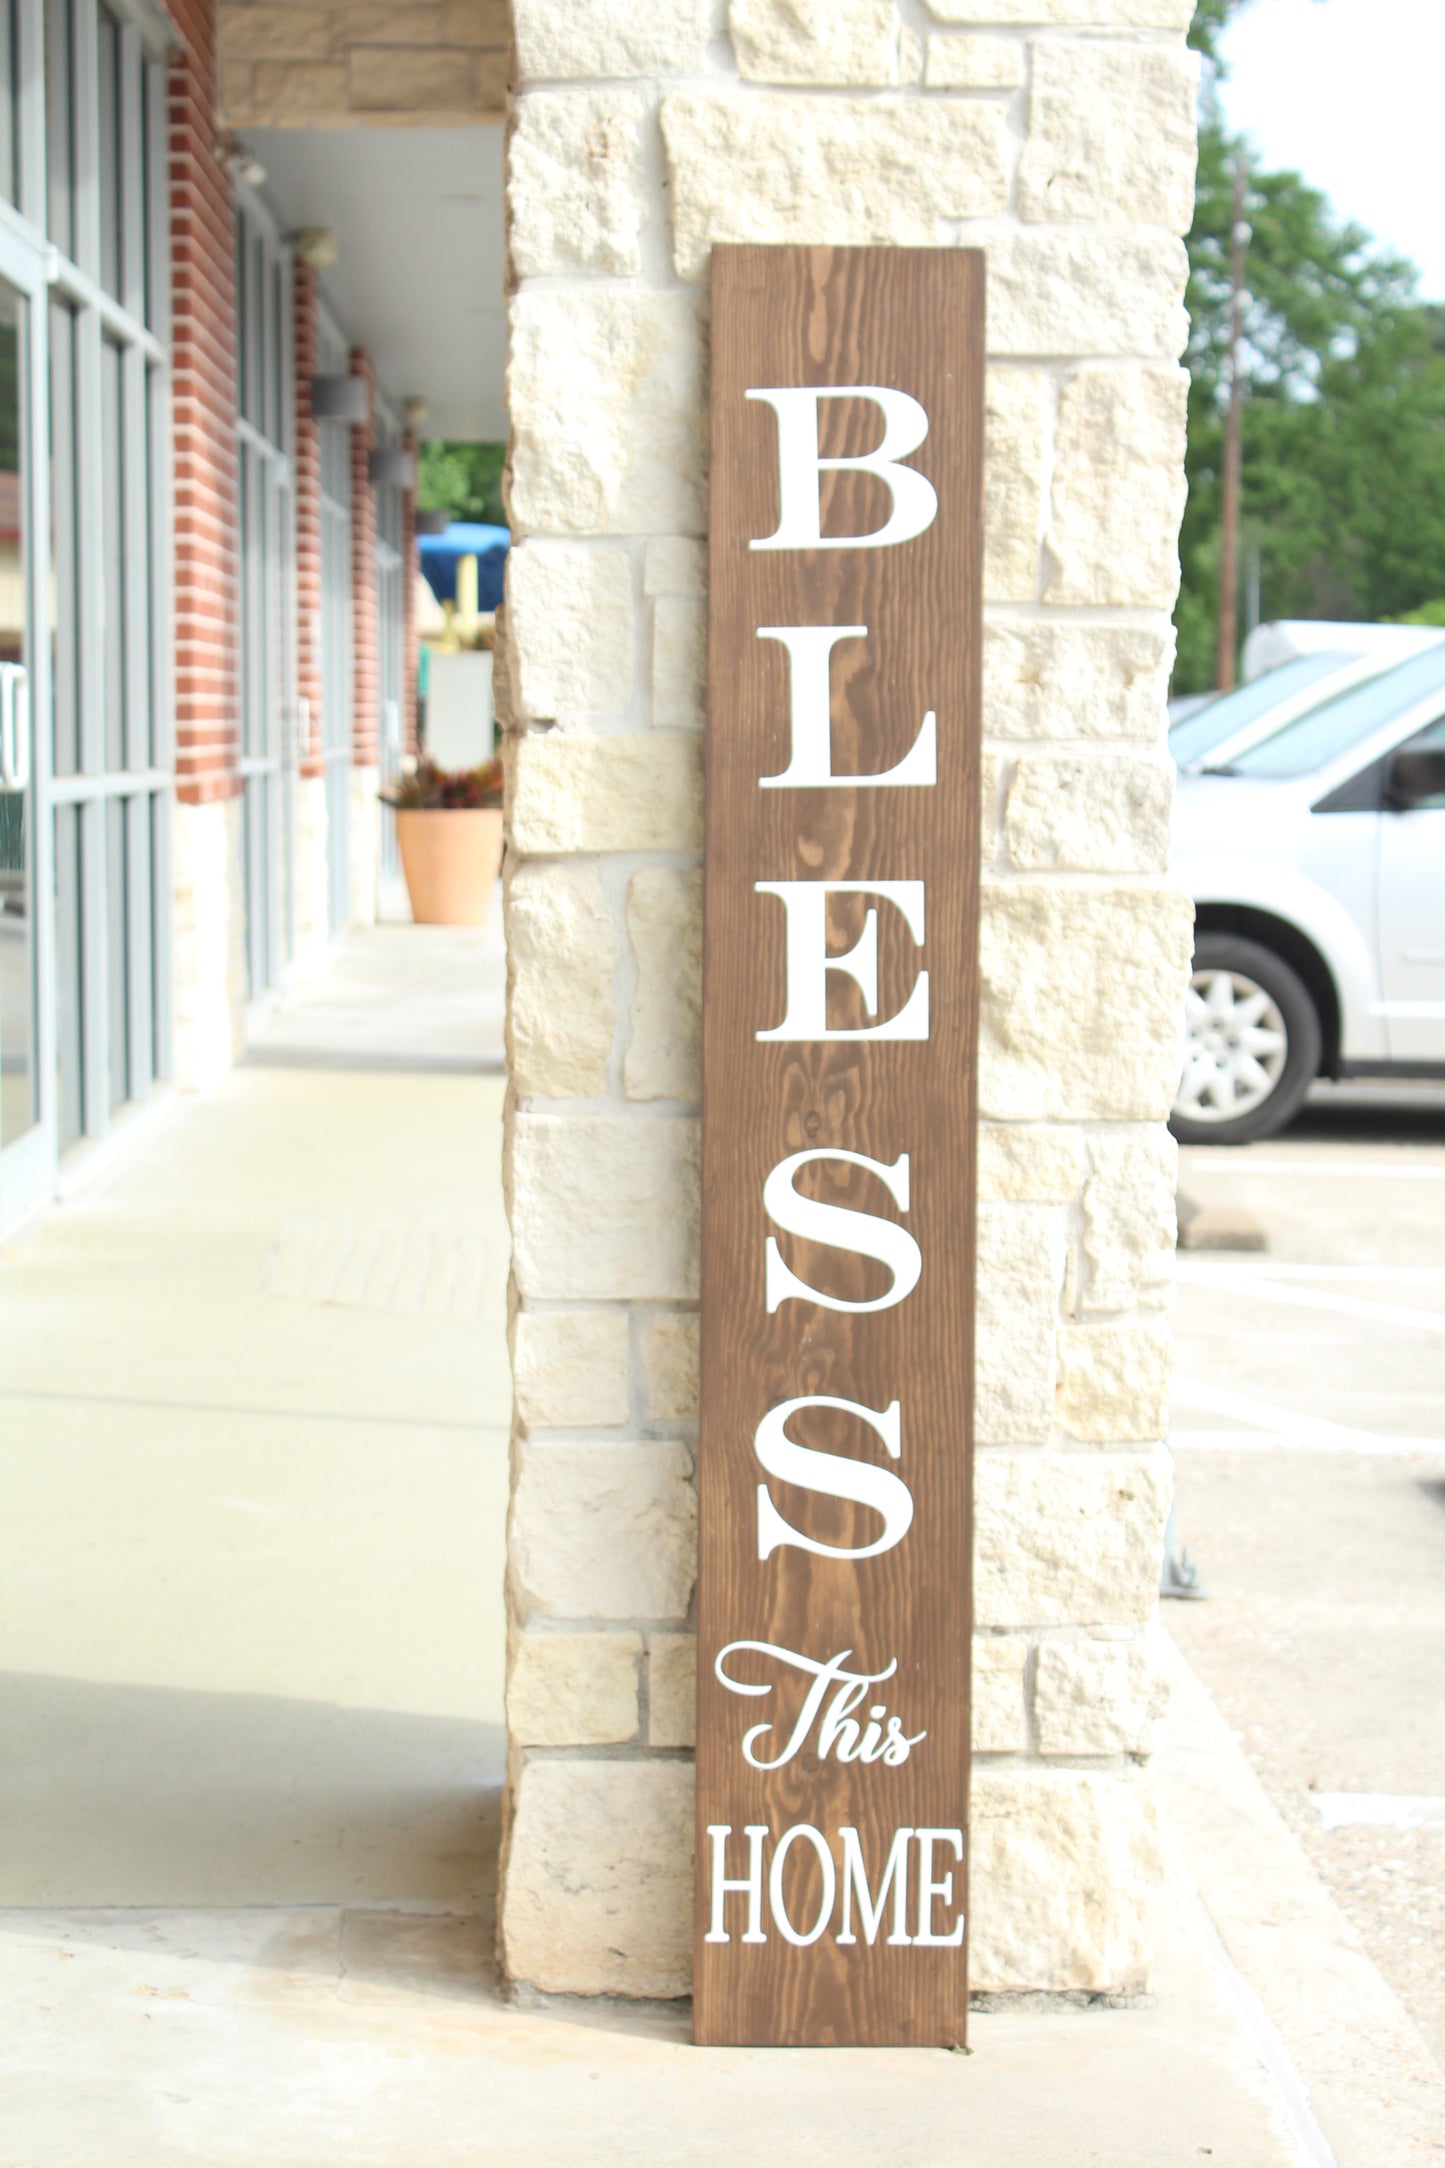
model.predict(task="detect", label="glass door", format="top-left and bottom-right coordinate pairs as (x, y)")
top-left (0, 216), bottom-right (54, 1232)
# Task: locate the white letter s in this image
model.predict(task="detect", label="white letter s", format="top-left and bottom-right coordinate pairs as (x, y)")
top-left (755, 1396), bottom-right (914, 1562)
top-left (762, 1149), bottom-right (921, 1315)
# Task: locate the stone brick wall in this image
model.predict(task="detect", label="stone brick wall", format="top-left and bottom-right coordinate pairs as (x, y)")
top-left (216, 1), bottom-right (509, 125)
top-left (291, 261), bottom-right (331, 976)
top-left (499, 0), bottom-right (1198, 2000)
top-left (401, 439), bottom-right (420, 756)
top-left (170, 0), bottom-right (240, 808)
top-left (168, 0), bottom-right (247, 1083)
top-left (348, 348), bottom-right (379, 773)
top-left (347, 348), bottom-right (380, 924)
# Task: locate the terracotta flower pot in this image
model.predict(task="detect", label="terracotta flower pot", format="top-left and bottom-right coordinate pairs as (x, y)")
top-left (395, 806), bottom-right (503, 925)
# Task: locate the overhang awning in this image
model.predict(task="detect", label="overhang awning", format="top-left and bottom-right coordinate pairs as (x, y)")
top-left (418, 523), bottom-right (510, 610)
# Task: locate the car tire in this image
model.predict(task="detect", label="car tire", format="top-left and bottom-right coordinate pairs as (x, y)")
top-left (1170, 933), bottom-right (1322, 1147)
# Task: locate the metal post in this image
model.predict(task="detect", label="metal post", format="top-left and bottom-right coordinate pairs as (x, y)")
top-left (1215, 164), bottom-right (1250, 694)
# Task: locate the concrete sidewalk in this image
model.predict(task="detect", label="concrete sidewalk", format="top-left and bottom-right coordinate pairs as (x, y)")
top-left (0, 925), bottom-right (1436, 2163)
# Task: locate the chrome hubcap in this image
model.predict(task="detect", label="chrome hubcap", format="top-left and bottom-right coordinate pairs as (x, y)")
top-left (1175, 967), bottom-right (1289, 1123)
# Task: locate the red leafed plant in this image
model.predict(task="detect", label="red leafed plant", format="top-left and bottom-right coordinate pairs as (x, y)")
top-left (381, 756), bottom-right (503, 811)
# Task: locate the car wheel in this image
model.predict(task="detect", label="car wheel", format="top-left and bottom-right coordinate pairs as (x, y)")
top-left (1170, 934), bottom-right (1322, 1146)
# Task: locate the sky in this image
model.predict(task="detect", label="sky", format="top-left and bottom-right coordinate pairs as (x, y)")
top-left (1218, 0), bottom-right (1445, 300)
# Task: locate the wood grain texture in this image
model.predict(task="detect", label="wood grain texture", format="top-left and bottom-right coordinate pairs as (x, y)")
top-left (696, 246), bottom-right (984, 2048)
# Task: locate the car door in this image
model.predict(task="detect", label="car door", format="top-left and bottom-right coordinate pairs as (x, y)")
top-left (1377, 715), bottom-right (1445, 1062)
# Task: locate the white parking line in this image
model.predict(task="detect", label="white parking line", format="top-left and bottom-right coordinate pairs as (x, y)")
top-left (1175, 1264), bottom-right (1445, 1336)
top-left (1311, 1793), bottom-right (1445, 1832)
top-left (1171, 1375), bottom-right (1445, 1456)
top-left (1180, 1263), bottom-right (1445, 1283)
top-left (1171, 1429), bottom-right (1445, 1457)
top-left (1192, 1160), bottom-right (1445, 1178)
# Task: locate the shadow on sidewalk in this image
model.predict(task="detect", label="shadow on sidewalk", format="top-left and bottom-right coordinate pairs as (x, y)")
top-left (0, 1672), bottom-right (502, 1918)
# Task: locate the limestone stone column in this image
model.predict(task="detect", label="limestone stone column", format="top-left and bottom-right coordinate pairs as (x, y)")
top-left (499, 0), bottom-right (1198, 1999)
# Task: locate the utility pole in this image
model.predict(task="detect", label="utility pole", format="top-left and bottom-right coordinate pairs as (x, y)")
top-left (1216, 163), bottom-right (1250, 692)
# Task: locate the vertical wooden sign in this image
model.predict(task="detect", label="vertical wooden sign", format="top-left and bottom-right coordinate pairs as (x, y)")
top-left (696, 247), bottom-right (985, 2049)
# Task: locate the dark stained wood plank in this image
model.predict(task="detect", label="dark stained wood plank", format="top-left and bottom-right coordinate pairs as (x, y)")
top-left (696, 246), bottom-right (984, 2049)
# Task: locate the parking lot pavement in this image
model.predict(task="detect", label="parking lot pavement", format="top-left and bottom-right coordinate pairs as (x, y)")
top-left (1170, 1083), bottom-right (1445, 2075)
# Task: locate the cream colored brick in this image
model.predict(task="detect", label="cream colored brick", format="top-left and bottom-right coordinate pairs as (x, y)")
top-left (975, 1448), bottom-right (1169, 1626)
top-left (626, 868), bottom-right (701, 1101)
top-left (510, 734), bottom-right (703, 856)
top-left (1057, 1320), bottom-right (1173, 1443)
top-left (652, 596), bottom-right (706, 729)
top-left (509, 90), bottom-right (648, 278)
top-left (501, 1759), bottom-right (694, 1998)
top-left (660, 93), bottom-right (1008, 281)
top-left (976, 1204), bottom-right (1065, 1445)
top-left (350, 46), bottom-right (486, 113)
top-left (924, 33), bottom-right (1022, 87)
top-left (641, 1311), bottom-right (700, 1423)
top-left (513, 0), bottom-right (710, 77)
top-left (506, 543), bottom-right (634, 719)
top-left (440, 1), bottom-right (510, 46)
top-left (978, 1125), bottom-right (1082, 1204)
top-left (1005, 752), bottom-right (1173, 874)
top-left (1048, 369), bottom-right (1189, 609)
top-left (512, 1439), bottom-right (697, 1620)
top-left (218, 6), bottom-right (330, 61)
top-left (898, 22), bottom-right (924, 80)
top-left (1034, 1637), bottom-right (1169, 1756)
top-left (985, 228), bottom-right (1189, 361)
top-left (970, 1767), bottom-right (1164, 1993)
top-left (509, 288), bottom-right (705, 537)
top-left (649, 1632), bottom-right (696, 1746)
top-left (730, 0), bottom-right (898, 85)
top-left (984, 622), bottom-right (1173, 744)
top-left (511, 1115), bottom-right (700, 1302)
top-left (508, 1631), bottom-right (642, 1745)
top-left (505, 860), bottom-right (617, 1099)
top-left (927, 0), bottom-right (1191, 18)
top-left (973, 1635), bottom-right (1029, 1752)
top-left (1082, 1128), bottom-right (1177, 1313)
top-left (981, 748), bottom-right (1004, 868)
top-left (1019, 40), bottom-right (1198, 232)
top-left (217, 57), bottom-right (255, 120)
top-left (251, 60), bottom-right (349, 118)
top-left (644, 538), bottom-right (705, 598)
top-left (985, 370), bottom-right (1047, 602)
top-left (979, 884), bottom-right (1194, 1121)
top-left (339, 7), bottom-right (447, 47)
top-left (512, 1308), bottom-right (631, 1431)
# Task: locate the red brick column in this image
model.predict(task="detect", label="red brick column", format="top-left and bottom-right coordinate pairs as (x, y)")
top-left (168, 0), bottom-right (238, 806)
top-left (293, 262), bottom-right (324, 782)
top-left (349, 347), bottom-right (378, 768)
top-left (402, 430), bottom-right (419, 756)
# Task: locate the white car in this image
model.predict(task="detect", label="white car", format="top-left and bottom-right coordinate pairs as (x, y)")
top-left (1169, 650), bottom-right (1394, 775)
top-left (1171, 642), bottom-right (1445, 1144)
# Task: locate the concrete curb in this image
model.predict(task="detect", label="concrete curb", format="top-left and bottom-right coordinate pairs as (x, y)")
top-left (1161, 1634), bottom-right (1445, 2166)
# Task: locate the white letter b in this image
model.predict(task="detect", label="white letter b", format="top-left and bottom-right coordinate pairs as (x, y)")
top-left (747, 387), bottom-right (938, 551)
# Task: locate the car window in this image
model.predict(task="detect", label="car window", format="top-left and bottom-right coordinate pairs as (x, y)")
top-left (1168, 652), bottom-right (1355, 768)
top-left (1224, 643), bottom-right (1445, 778)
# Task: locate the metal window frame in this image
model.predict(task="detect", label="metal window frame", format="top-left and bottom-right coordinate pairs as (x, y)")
top-left (0, 213), bottom-right (56, 1214)
top-left (0, 0), bottom-right (174, 1163)
top-left (234, 174), bottom-right (294, 1000)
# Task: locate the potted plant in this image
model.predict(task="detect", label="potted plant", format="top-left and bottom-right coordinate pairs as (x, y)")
top-left (381, 756), bottom-right (504, 925)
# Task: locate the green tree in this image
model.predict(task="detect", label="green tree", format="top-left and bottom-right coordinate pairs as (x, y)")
top-left (1176, 0), bottom-right (1445, 691)
top-left (416, 440), bottom-right (507, 527)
